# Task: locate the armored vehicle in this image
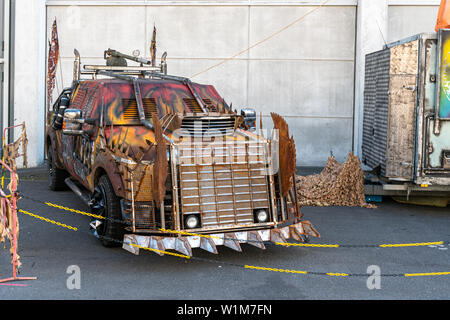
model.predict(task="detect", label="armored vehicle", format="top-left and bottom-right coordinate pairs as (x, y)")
top-left (45, 48), bottom-right (319, 256)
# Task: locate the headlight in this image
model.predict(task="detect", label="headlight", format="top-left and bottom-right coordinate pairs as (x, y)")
top-left (185, 215), bottom-right (200, 229)
top-left (255, 209), bottom-right (269, 223)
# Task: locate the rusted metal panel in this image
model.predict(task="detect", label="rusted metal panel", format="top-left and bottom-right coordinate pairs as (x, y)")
top-left (385, 40), bottom-right (419, 179)
top-left (270, 113), bottom-right (296, 197)
top-left (152, 114), bottom-right (168, 207)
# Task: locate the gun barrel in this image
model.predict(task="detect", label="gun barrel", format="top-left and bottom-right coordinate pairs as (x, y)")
top-left (105, 49), bottom-right (152, 65)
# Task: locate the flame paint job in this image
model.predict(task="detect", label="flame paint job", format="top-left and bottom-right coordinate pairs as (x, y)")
top-left (46, 78), bottom-right (230, 193)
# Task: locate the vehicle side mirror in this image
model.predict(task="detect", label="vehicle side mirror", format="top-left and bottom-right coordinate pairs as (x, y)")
top-left (240, 108), bottom-right (256, 132)
top-left (62, 109), bottom-right (84, 136)
top-left (52, 96), bottom-right (70, 130)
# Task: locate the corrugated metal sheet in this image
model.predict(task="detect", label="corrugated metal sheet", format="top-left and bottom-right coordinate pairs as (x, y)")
top-left (362, 48), bottom-right (391, 176)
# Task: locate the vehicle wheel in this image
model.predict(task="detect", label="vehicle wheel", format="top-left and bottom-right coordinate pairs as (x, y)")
top-left (47, 145), bottom-right (68, 191)
top-left (94, 175), bottom-right (125, 247)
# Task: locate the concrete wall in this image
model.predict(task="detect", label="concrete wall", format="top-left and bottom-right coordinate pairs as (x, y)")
top-left (11, 0), bottom-right (46, 167)
top-left (388, 4), bottom-right (440, 43)
top-left (46, 1), bottom-right (357, 166)
top-left (8, 0), bottom-right (445, 167)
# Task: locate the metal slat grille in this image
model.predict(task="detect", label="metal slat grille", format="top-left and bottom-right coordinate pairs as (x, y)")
top-left (134, 202), bottom-right (156, 229)
top-left (180, 117), bottom-right (236, 137)
top-left (177, 141), bottom-right (271, 229)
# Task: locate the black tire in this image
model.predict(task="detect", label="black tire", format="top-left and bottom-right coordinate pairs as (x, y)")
top-left (47, 145), bottom-right (68, 191)
top-left (96, 175), bottom-right (124, 247)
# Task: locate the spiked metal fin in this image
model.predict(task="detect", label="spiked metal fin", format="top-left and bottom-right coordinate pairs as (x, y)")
top-left (175, 237), bottom-right (193, 257)
top-left (224, 233), bottom-right (242, 252)
top-left (200, 237), bottom-right (218, 254)
top-left (247, 231), bottom-right (266, 249)
top-left (270, 228), bottom-right (287, 244)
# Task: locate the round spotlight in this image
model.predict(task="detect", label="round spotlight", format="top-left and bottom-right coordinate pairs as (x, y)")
top-left (255, 210), bottom-right (269, 223)
top-left (185, 215), bottom-right (200, 229)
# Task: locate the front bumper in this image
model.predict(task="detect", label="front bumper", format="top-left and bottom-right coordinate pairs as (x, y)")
top-left (122, 220), bottom-right (320, 256)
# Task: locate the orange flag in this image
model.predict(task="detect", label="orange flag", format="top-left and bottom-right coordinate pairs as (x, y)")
top-left (436, 0), bottom-right (450, 31)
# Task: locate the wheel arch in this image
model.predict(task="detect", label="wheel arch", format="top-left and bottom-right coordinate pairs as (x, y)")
top-left (91, 163), bottom-right (125, 199)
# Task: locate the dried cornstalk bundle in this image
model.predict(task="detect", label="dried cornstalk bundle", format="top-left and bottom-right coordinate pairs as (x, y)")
top-left (0, 194), bottom-right (21, 268)
top-left (4, 124), bottom-right (28, 171)
top-left (0, 199), bottom-right (8, 245)
top-left (296, 152), bottom-right (376, 208)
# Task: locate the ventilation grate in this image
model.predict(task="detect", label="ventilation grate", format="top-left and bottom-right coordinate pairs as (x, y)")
top-left (183, 98), bottom-right (203, 113)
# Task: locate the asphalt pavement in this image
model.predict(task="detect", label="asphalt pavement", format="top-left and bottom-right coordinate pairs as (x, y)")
top-left (0, 172), bottom-right (449, 300)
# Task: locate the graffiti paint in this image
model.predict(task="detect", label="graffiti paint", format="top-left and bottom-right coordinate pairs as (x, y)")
top-left (438, 30), bottom-right (450, 119)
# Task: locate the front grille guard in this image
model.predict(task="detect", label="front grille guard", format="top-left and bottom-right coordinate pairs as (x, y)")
top-left (168, 138), bottom-right (302, 231)
top-left (126, 138), bottom-right (300, 233)
top-left (122, 137), bottom-right (320, 256)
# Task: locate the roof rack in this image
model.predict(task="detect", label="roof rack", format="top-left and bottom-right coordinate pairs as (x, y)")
top-left (76, 48), bottom-right (168, 80)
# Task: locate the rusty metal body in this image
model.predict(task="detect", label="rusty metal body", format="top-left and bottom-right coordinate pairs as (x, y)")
top-left (45, 49), bottom-right (319, 256)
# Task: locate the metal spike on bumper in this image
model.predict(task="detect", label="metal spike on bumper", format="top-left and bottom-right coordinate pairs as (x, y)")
top-left (122, 221), bottom-right (319, 256)
top-left (270, 228), bottom-right (287, 243)
top-left (246, 231), bottom-right (266, 249)
top-left (223, 233), bottom-right (242, 252)
top-left (200, 237), bottom-right (218, 254)
top-left (175, 237), bottom-right (193, 256)
top-left (149, 236), bottom-right (165, 256)
top-left (289, 224), bottom-right (305, 242)
top-left (300, 220), bottom-right (321, 238)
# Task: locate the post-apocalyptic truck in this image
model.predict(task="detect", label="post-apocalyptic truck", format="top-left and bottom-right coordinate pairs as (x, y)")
top-left (45, 48), bottom-right (319, 256)
top-left (362, 30), bottom-right (450, 205)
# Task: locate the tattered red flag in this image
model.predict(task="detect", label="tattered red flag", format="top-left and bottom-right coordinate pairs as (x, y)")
top-left (150, 25), bottom-right (157, 66)
top-left (47, 19), bottom-right (59, 110)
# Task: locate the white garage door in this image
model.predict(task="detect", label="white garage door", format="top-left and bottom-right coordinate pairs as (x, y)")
top-left (46, 0), bottom-right (357, 166)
